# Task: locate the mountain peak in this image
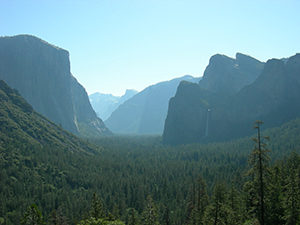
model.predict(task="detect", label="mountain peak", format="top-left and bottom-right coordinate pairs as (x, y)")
top-left (0, 35), bottom-right (111, 137)
top-left (163, 53), bottom-right (300, 145)
top-left (199, 52), bottom-right (264, 95)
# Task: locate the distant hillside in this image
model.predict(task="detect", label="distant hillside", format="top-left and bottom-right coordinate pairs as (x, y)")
top-left (0, 78), bottom-right (101, 154)
top-left (105, 75), bottom-right (200, 134)
top-left (163, 53), bottom-right (300, 145)
top-left (89, 89), bottom-right (138, 121)
top-left (0, 35), bottom-right (112, 137)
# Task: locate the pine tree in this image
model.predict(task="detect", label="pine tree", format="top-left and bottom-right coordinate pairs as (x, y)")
top-left (141, 196), bottom-right (159, 225)
top-left (246, 121), bottom-right (271, 225)
top-left (202, 182), bottom-right (228, 225)
top-left (227, 185), bottom-right (245, 224)
top-left (266, 166), bottom-right (284, 225)
top-left (90, 192), bottom-right (105, 219)
top-left (48, 208), bottom-right (69, 225)
top-left (283, 151), bottom-right (300, 225)
top-left (127, 208), bottom-right (139, 225)
top-left (186, 175), bottom-right (209, 224)
top-left (162, 205), bottom-right (170, 225)
top-left (20, 204), bottom-right (45, 225)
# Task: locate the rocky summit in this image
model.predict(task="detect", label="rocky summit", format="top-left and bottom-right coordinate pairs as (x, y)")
top-left (199, 53), bottom-right (264, 96)
top-left (163, 53), bottom-right (300, 145)
top-left (0, 35), bottom-right (111, 137)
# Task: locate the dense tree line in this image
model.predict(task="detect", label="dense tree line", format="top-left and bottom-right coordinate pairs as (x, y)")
top-left (1, 119), bottom-right (300, 224)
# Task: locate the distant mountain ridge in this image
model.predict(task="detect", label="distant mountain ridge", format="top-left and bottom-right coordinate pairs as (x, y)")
top-left (89, 89), bottom-right (138, 121)
top-left (105, 75), bottom-right (200, 134)
top-left (0, 35), bottom-right (111, 137)
top-left (163, 53), bottom-right (300, 145)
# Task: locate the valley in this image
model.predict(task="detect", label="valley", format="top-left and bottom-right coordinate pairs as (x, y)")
top-left (1, 34), bottom-right (300, 225)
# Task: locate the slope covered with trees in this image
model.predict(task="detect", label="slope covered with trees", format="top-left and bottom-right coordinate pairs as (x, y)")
top-left (1, 75), bottom-right (300, 224)
top-left (2, 115), bottom-right (300, 224)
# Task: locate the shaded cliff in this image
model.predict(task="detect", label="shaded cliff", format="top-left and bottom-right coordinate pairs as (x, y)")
top-left (163, 53), bottom-right (300, 145)
top-left (199, 53), bottom-right (264, 95)
top-left (0, 35), bottom-right (111, 137)
top-left (105, 75), bottom-right (200, 134)
top-left (163, 81), bottom-right (217, 145)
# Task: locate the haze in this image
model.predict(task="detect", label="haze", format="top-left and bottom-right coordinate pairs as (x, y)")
top-left (1, 0), bottom-right (299, 96)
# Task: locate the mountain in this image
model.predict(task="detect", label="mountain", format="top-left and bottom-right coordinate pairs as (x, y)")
top-left (89, 89), bottom-right (138, 121)
top-left (162, 53), bottom-right (300, 145)
top-left (199, 53), bottom-right (264, 95)
top-left (0, 35), bottom-right (111, 137)
top-left (0, 78), bottom-right (101, 153)
top-left (105, 75), bottom-right (200, 134)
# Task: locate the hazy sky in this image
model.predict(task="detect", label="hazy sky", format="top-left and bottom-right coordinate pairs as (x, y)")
top-left (1, 0), bottom-right (299, 96)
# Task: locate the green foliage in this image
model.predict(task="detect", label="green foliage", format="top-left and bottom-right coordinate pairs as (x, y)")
top-left (186, 175), bottom-right (209, 224)
top-left (20, 204), bottom-right (45, 225)
top-left (126, 208), bottom-right (139, 225)
top-left (141, 196), bottom-right (159, 225)
top-left (246, 121), bottom-right (271, 225)
top-left (203, 182), bottom-right (229, 225)
top-left (90, 193), bottom-right (105, 220)
top-left (77, 217), bottom-right (125, 225)
top-left (48, 208), bottom-right (69, 225)
top-left (2, 81), bottom-right (300, 225)
top-left (283, 151), bottom-right (300, 225)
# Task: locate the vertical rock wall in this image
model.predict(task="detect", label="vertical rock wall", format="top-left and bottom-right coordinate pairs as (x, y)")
top-left (0, 35), bottom-right (111, 136)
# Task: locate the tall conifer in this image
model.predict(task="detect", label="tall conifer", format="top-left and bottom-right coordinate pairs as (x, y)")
top-left (247, 121), bottom-right (270, 225)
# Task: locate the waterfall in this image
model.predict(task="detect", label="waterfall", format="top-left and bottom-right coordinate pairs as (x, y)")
top-left (201, 109), bottom-right (210, 140)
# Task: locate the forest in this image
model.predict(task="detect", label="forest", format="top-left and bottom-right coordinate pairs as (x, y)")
top-left (1, 117), bottom-right (300, 224)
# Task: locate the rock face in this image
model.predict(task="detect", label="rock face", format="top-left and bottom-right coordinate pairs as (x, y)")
top-left (199, 53), bottom-right (264, 95)
top-left (105, 75), bottom-right (200, 134)
top-left (163, 53), bottom-right (300, 145)
top-left (0, 35), bottom-right (111, 137)
top-left (162, 81), bottom-right (214, 145)
top-left (0, 78), bottom-right (100, 153)
top-left (89, 89), bottom-right (138, 121)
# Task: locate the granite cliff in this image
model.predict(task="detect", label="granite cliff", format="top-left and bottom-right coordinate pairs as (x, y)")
top-left (0, 78), bottom-right (101, 153)
top-left (163, 53), bottom-right (300, 145)
top-left (199, 53), bottom-right (264, 95)
top-left (105, 75), bottom-right (200, 134)
top-left (0, 35), bottom-right (111, 137)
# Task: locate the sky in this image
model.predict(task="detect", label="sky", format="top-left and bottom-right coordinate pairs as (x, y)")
top-left (1, 0), bottom-right (299, 96)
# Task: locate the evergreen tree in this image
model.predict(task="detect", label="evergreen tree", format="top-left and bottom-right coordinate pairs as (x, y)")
top-left (90, 192), bottom-right (105, 220)
top-left (141, 196), bottom-right (159, 225)
top-left (48, 208), bottom-right (69, 225)
top-left (162, 205), bottom-right (170, 225)
top-left (226, 185), bottom-right (245, 224)
top-left (186, 175), bottom-right (209, 224)
top-left (266, 166), bottom-right (284, 225)
top-left (246, 121), bottom-right (271, 225)
top-left (77, 217), bottom-right (125, 225)
top-left (20, 204), bottom-right (45, 225)
top-left (203, 182), bottom-right (228, 225)
top-left (127, 208), bottom-right (139, 225)
top-left (112, 204), bottom-right (120, 220)
top-left (195, 175), bottom-right (209, 223)
top-left (186, 181), bottom-right (196, 224)
top-left (283, 152), bottom-right (300, 225)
